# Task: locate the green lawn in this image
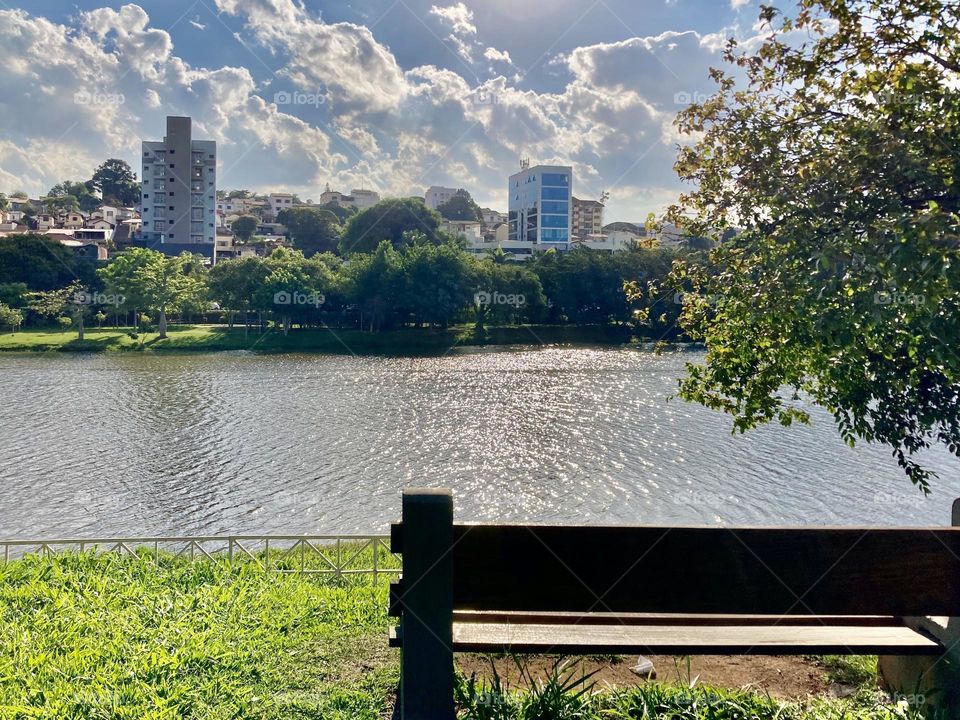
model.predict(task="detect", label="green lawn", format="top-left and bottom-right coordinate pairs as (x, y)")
top-left (0, 551), bottom-right (933, 720)
top-left (0, 324), bottom-right (635, 355)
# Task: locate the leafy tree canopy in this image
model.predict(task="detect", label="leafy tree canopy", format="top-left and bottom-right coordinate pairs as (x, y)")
top-left (277, 207), bottom-right (340, 256)
top-left (436, 189), bottom-right (482, 222)
top-left (0, 234), bottom-right (97, 290)
top-left (90, 159), bottom-right (139, 207)
top-left (666, 0), bottom-right (960, 489)
top-left (231, 215), bottom-right (259, 242)
top-left (339, 198), bottom-right (443, 254)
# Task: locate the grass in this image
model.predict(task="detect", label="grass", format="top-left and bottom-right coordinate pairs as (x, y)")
top-left (0, 550), bottom-right (935, 720)
top-left (0, 324), bottom-right (635, 355)
top-left (0, 548), bottom-right (400, 719)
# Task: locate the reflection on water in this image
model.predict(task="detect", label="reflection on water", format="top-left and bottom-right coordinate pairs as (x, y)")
top-left (0, 347), bottom-right (957, 537)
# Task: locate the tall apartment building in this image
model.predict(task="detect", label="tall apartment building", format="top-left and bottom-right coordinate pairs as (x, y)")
top-left (571, 197), bottom-right (604, 238)
top-left (508, 164), bottom-right (572, 248)
top-left (424, 185), bottom-right (458, 210)
top-left (141, 116), bottom-right (216, 244)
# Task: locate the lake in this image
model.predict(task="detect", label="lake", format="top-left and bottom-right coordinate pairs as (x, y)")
top-left (1, 346), bottom-right (957, 538)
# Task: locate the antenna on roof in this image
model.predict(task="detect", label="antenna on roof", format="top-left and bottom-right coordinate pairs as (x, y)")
top-left (520, 158), bottom-right (530, 170)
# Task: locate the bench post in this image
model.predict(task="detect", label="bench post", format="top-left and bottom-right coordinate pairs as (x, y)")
top-left (399, 488), bottom-right (455, 720)
top-left (878, 497), bottom-right (960, 716)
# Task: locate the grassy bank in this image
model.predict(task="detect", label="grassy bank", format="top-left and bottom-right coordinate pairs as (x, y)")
top-left (0, 551), bottom-right (930, 719)
top-left (0, 323), bottom-right (635, 355)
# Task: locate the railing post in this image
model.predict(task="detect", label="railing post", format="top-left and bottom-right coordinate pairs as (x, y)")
top-left (399, 488), bottom-right (455, 720)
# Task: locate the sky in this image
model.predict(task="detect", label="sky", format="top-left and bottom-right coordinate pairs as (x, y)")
top-left (0, 0), bottom-right (785, 222)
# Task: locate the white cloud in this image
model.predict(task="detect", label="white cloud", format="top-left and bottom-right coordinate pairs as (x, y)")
top-left (0, 2), bottom-right (766, 219)
top-left (483, 47), bottom-right (513, 64)
top-left (429, 3), bottom-right (477, 36)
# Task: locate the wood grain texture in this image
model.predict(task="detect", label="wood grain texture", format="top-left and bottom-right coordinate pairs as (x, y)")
top-left (446, 621), bottom-right (943, 655)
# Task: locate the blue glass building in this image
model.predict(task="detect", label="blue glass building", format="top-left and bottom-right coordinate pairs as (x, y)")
top-left (508, 164), bottom-right (572, 249)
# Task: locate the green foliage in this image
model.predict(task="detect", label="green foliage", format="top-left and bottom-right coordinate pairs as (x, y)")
top-left (45, 181), bottom-right (100, 213)
top-left (231, 215), bottom-right (259, 242)
top-left (277, 207), bottom-right (340, 256)
top-left (0, 234), bottom-right (97, 291)
top-left (0, 550), bottom-right (396, 719)
top-left (90, 158), bottom-right (139, 206)
top-left (0, 301), bottom-right (23, 331)
top-left (668, 0), bottom-right (960, 488)
top-left (340, 198), bottom-right (443, 254)
top-left (98, 248), bottom-right (207, 338)
top-left (437, 189), bottom-right (483, 222)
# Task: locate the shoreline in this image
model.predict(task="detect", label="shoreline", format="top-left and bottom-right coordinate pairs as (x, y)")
top-left (0, 324), bottom-right (697, 356)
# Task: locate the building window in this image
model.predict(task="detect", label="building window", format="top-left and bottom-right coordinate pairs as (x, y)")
top-left (154, 221), bottom-right (166, 231)
top-left (542, 173), bottom-right (569, 186)
top-left (541, 187), bottom-right (568, 201)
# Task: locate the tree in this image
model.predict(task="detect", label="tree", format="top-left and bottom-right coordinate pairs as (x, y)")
top-left (339, 198), bottom-right (443, 254)
top-left (0, 302), bottom-right (23, 333)
top-left (665, 0), bottom-right (960, 489)
top-left (317, 201), bottom-right (357, 224)
top-left (0, 234), bottom-right (96, 290)
top-left (208, 256), bottom-right (270, 330)
top-left (99, 248), bottom-right (205, 338)
top-left (254, 248), bottom-right (333, 334)
top-left (90, 159), bottom-right (139, 206)
top-left (278, 207), bottom-right (340, 256)
top-left (46, 181), bottom-right (100, 213)
top-left (436, 189), bottom-right (482, 222)
top-left (399, 242), bottom-right (475, 327)
top-left (26, 281), bottom-right (88, 339)
top-left (342, 241), bottom-right (406, 331)
top-left (232, 215), bottom-right (259, 242)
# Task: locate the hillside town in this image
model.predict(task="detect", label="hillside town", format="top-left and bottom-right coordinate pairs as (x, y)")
top-left (0, 115), bottom-right (691, 266)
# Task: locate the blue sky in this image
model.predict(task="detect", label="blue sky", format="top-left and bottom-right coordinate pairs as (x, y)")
top-left (0, 0), bottom-right (778, 220)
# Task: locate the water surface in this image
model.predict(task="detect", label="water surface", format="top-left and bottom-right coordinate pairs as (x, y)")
top-left (1, 347), bottom-right (957, 537)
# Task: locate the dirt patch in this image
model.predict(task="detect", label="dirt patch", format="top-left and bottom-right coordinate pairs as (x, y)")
top-left (457, 654), bottom-right (834, 700)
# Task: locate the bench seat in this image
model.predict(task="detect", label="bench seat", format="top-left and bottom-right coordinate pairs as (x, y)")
top-left (389, 612), bottom-right (942, 655)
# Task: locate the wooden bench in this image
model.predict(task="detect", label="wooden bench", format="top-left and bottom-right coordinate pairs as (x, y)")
top-left (388, 488), bottom-right (960, 719)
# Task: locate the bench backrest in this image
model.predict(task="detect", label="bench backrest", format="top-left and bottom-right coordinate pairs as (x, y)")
top-left (392, 490), bottom-right (960, 618)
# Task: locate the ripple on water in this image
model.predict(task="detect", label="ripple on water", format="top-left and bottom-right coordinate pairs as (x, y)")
top-left (0, 347), bottom-right (957, 537)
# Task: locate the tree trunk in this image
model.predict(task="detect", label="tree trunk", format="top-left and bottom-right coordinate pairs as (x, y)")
top-left (77, 312), bottom-right (84, 341)
top-left (158, 308), bottom-right (168, 338)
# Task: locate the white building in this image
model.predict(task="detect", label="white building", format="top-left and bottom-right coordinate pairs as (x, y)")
top-left (267, 193), bottom-right (294, 218)
top-left (442, 219), bottom-right (483, 243)
top-left (350, 188), bottom-right (380, 210)
top-left (424, 186), bottom-right (458, 210)
top-left (141, 116), bottom-right (216, 244)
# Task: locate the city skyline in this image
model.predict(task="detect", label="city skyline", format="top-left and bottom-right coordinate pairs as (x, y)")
top-left (0, 0), bottom-right (785, 219)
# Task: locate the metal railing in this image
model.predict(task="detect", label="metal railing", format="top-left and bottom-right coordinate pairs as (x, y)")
top-left (0, 535), bottom-right (399, 580)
